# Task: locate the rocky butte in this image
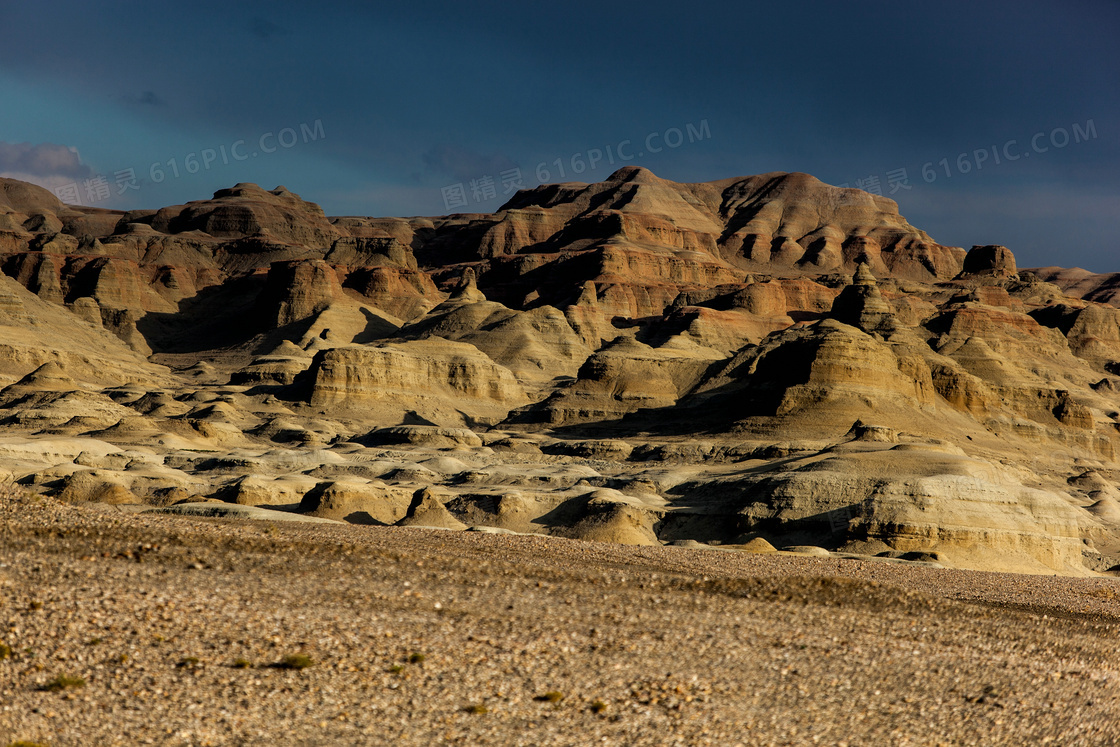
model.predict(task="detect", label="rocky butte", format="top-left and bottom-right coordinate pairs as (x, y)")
top-left (1, 166), bottom-right (1119, 576)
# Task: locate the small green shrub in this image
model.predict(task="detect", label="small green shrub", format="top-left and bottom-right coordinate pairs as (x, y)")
top-left (388, 664), bottom-right (404, 674)
top-left (278, 654), bottom-right (314, 670)
top-left (590, 700), bottom-right (608, 713)
top-left (41, 674), bottom-right (85, 692)
top-left (408, 652), bottom-right (425, 664)
top-left (0, 643), bottom-right (11, 661)
top-left (232, 658), bottom-right (253, 669)
top-left (536, 691), bottom-right (564, 703)
top-left (464, 703), bottom-right (489, 715)
top-left (176, 657), bottom-right (200, 669)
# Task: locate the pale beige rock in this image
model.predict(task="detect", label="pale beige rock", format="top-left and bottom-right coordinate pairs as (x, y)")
top-left (56, 469), bottom-right (138, 504)
top-left (363, 425), bottom-right (484, 449)
top-left (0, 275), bottom-right (169, 389)
top-left (307, 339), bottom-right (527, 426)
top-left (534, 333), bottom-right (723, 425)
top-left (739, 537), bottom-right (778, 553)
top-left (227, 474), bottom-right (316, 507)
top-left (397, 487), bottom-right (468, 530)
top-left (557, 493), bottom-right (661, 546)
top-left (299, 479), bottom-right (414, 524)
top-left (399, 293), bottom-right (592, 382)
top-left (732, 447), bottom-right (1089, 575)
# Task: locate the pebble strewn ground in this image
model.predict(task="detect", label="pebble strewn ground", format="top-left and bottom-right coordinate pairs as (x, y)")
top-left (3, 495), bottom-right (1120, 746)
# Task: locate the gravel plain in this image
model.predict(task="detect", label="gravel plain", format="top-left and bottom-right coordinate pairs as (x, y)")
top-left (3, 494), bottom-right (1120, 746)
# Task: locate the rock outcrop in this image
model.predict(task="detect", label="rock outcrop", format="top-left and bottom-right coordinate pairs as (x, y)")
top-left (961, 245), bottom-right (1017, 277)
top-left (1, 171), bottom-right (1119, 576)
top-left (529, 333), bottom-right (724, 425)
top-left (729, 445), bottom-right (1087, 574)
top-left (828, 262), bottom-right (896, 333)
top-left (259, 259), bottom-right (344, 326)
top-left (306, 339), bottom-right (528, 426)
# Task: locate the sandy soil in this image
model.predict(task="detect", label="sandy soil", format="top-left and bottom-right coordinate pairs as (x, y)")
top-left (3, 494), bottom-right (1120, 746)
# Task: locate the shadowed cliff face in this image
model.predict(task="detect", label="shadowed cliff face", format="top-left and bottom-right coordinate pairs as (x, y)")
top-left (2, 171), bottom-right (1120, 577)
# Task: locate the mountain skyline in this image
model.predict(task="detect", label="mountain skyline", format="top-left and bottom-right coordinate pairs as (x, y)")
top-left (0, 0), bottom-right (1116, 271)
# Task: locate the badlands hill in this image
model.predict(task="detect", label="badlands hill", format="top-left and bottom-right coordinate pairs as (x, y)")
top-left (2, 168), bottom-right (1120, 576)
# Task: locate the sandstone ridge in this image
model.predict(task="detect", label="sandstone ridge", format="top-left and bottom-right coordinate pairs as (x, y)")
top-left (1, 171), bottom-right (1119, 577)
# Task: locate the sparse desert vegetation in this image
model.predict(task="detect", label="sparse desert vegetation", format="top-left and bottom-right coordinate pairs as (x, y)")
top-left (2, 495), bottom-right (1120, 744)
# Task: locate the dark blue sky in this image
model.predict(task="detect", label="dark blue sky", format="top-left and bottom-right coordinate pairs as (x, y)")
top-left (0, 0), bottom-right (1116, 269)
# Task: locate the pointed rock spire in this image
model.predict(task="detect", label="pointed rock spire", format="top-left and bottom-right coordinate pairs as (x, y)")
top-left (829, 261), bottom-right (896, 333)
top-left (451, 266), bottom-right (487, 303)
top-left (575, 280), bottom-right (598, 306)
top-left (852, 261), bottom-right (878, 286)
top-left (397, 487), bottom-right (467, 530)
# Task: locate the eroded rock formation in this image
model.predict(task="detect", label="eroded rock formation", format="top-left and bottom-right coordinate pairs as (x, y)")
top-left (2, 170), bottom-right (1120, 576)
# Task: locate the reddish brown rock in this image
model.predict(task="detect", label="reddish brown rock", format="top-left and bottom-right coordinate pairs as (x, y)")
top-left (141, 183), bottom-right (341, 248)
top-left (76, 257), bottom-right (175, 313)
top-left (829, 262), bottom-right (895, 333)
top-left (0, 177), bottom-right (66, 214)
top-left (340, 266), bottom-right (443, 321)
top-left (961, 245), bottom-right (1017, 277)
top-left (259, 259), bottom-right (344, 326)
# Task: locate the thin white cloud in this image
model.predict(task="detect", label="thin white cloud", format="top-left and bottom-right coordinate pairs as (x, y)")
top-left (0, 141), bottom-right (95, 201)
top-left (0, 141), bottom-right (90, 179)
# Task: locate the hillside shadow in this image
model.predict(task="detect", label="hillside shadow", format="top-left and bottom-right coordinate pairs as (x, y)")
top-left (137, 275), bottom-right (269, 354)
